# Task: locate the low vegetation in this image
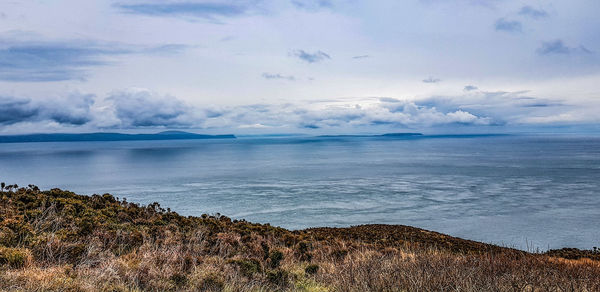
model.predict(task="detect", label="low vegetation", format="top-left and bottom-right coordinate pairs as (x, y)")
top-left (1, 185), bottom-right (599, 291)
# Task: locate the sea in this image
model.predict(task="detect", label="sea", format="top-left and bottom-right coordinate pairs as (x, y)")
top-left (1, 134), bottom-right (599, 250)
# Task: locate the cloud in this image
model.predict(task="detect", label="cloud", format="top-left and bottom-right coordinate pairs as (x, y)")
top-left (494, 18), bottom-right (522, 32)
top-left (142, 44), bottom-right (190, 55)
top-left (352, 55), bottom-right (370, 59)
top-left (519, 6), bottom-right (548, 19)
top-left (0, 37), bottom-right (185, 82)
top-left (107, 89), bottom-right (198, 127)
top-left (220, 35), bottom-right (235, 42)
top-left (0, 90), bottom-right (497, 132)
top-left (0, 96), bottom-right (38, 125)
top-left (199, 98), bottom-right (495, 130)
top-left (45, 94), bottom-right (95, 125)
top-left (115, 2), bottom-right (249, 19)
top-left (537, 40), bottom-right (569, 54)
top-left (422, 77), bottom-right (441, 83)
top-left (1, 89), bottom-right (595, 133)
top-left (262, 73), bottom-right (295, 81)
top-left (291, 0), bottom-right (333, 11)
top-left (536, 40), bottom-right (592, 55)
top-left (0, 41), bottom-right (123, 82)
top-left (415, 90), bottom-right (578, 126)
top-left (292, 50), bottom-right (331, 63)
top-left (520, 113), bottom-right (583, 124)
top-left (0, 93), bottom-right (94, 126)
top-left (464, 85), bottom-right (478, 91)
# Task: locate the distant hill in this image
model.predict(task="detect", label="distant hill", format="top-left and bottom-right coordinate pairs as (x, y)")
top-left (381, 132), bottom-right (423, 137)
top-left (0, 131), bottom-right (236, 143)
top-left (318, 133), bottom-right (423, 138)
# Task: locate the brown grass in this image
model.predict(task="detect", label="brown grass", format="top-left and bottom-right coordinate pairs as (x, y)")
top-left (1, 186), bottom-right (599, 291)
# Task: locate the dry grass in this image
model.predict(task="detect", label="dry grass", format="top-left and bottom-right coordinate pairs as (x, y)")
top-left (1, 186), bottom-right (599, 291)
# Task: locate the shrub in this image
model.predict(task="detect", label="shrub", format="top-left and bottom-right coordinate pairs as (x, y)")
top-left (228, 258), bottom-right (261, 277)
top-left (170, 273), bottom-right (187, 287)
top-left (330, 249), bottom-right (348, 260)
top-left (266, 269), bottom-right (289, 286)
top-left (199, 272), bottom-right (224, 291)
top-left (0, 247), bottom-right (32, 268)
top-left (2, 186), bottom-right (600, 291)
top-left (269, 250), bottom-right (284, 268)
top-left (261, 242), bottom-right (270, 260)
top-left (305, 264), bottom-right (319, 275)
top-left (298, 241), bottom-right (313, 261)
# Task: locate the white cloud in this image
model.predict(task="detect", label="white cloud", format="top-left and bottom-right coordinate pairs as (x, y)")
top-left (0, 0), bottom-right (598, 133)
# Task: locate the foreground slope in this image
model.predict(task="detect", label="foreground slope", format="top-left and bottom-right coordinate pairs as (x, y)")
top-left (1, 186), bottom-right (599, 291)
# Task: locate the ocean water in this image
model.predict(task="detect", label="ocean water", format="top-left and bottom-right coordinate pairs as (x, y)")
top-left (1, 134), bottom-right (599, 250)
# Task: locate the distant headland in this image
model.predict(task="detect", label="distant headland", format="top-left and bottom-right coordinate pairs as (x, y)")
top-left (0, 131), bottom-right (236, 143)
top-left (317, 132), bottom-right (423, 138)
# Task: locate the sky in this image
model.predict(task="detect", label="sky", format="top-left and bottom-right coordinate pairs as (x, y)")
top-left (0, 0), bottom-right (599, 135)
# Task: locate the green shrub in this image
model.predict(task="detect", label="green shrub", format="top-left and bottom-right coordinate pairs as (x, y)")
top-left (266, 269), bottom-right (289, 286)
top-left (269, 250), bottom-right (284, 268)
top-left (170, 273), bottom-right (187, 287)
top-left (305, 264), bottom-right (319, 275)
top-left (199, 272), bottom-right (224, 291)
top-left (228, 258), bottom-right (261, 277)
top-left (261, 242), bottom-right (270, 260)
top-left (330, 249), bottom-right (348, 260)
top-left (298, 241), bottom-right (313, 261)
top-left (0, 219), bottom-right (33, 247)
top-left (0, 247), bottom-right (31, 268)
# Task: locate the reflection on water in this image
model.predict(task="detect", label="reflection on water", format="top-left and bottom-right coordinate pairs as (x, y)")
top-left (1, 134), bottom-right (599, 250)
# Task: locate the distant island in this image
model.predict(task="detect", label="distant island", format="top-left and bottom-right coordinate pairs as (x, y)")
top-left (318, 132), bottom-right (423, 138)
top-left (0, 131), bottom-right (236, 143)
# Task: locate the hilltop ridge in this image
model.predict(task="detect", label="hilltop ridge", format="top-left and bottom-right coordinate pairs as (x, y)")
top-left (1, 185), bottom-right (599, 291)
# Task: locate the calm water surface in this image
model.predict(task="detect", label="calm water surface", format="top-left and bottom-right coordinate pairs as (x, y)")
top-left (1, 135), bottom-right (599, 250)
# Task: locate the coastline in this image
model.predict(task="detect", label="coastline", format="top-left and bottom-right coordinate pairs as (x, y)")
top-left (1, 185), bottom-right (599, 291)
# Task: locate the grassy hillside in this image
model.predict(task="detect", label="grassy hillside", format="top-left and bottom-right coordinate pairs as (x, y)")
top-left (1, 185), bottom-right (599, 291)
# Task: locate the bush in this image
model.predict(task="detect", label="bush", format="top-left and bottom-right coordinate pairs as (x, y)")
top-left (0, 247), bottom-right (32, 268)
top-left (228, 258), bottom-right (261, 277)
top-left (269, 250), bottom-right (284, 268)
top-left (305, 264), bottom-right (319, 275)
top-left (199, 272), bottom-right (224, 291)
top-left (170, 273), bottom-right (187, 287)
top-left (266, 269), bottom-right (289, 286)
top-left (298, 241), bottom-right (313, 261)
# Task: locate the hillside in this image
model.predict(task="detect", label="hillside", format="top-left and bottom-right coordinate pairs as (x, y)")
top-left (1, 185), bottom-right (599, 291)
